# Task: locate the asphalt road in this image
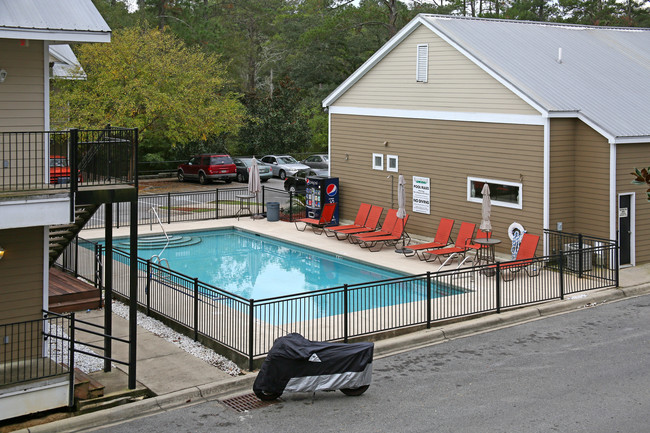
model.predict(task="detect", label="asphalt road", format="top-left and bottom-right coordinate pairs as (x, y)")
top-left (89, 294), bottom-right (650, 433)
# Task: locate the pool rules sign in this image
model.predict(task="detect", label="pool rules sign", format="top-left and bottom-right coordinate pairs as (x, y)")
top-left (412, 176), bottom-right (430, 214)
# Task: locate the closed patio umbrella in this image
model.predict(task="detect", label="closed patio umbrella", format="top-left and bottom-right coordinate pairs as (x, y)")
top-left (480, 183), bottom-right (492, 232)
top-left (395, 174), bottom-right (407, 252)
top-left (248, 157), bottom-right (262, 218)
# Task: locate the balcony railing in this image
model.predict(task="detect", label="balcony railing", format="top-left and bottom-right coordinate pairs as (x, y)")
top-left (1, 127), bottom-right (138, 194)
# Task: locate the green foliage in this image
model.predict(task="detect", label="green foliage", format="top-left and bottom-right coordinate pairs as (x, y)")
top-left (51, 26), bottom-right (246, 160)
top-left (631, 167), bottom-right (650, 202)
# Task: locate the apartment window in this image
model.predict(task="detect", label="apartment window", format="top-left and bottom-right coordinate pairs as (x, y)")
top-left (387, 155), bottom-right (398, 172)
top-left (372, 153), bottom-right (384, 170)
top-left (467, 177), bottom-right (522, 209)
top-left (416, 44), bottom-right (428, 83)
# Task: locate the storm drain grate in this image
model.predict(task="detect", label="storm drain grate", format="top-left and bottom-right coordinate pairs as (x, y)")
top-left (220, 393), bottom-right (278, 412)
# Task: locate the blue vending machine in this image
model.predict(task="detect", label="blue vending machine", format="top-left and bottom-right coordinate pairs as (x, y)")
top-left (305, 176), bottom-right (339, 226)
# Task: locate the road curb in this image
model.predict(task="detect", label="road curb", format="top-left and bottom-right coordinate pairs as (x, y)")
top-left (20, 284), bottom-right (650, 433)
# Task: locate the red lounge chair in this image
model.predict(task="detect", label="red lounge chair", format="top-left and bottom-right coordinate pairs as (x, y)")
top-left (490, 233), bottom-right (541, 281)
top-left (330, 205), bottom-right (384, 240)
top-left (422, 222), bottom-right (476, 264)
top-left (294, 202), bottom-right (337, 234)
top-left (402, 218), bottom-right (455, 260)
top-left (350, 209), bottom-right (398, 244)
top-left (358, 214), bottom-right (410, 252)
top-left (324, 203), bottom-right (371, 237)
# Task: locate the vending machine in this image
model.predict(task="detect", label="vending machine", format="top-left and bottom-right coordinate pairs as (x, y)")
top-left (305, 176), bottom-right (339, 225)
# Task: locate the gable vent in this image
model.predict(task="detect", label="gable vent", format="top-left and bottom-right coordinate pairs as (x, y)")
top-left (416, 44), bottom-right (428, 83)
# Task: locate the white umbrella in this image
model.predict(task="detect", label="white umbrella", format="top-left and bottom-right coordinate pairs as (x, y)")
top-left (480, 183), bottom-right (492, 232)
top-left (396, 174), bottom-right (406, 219)
top-left (248, 157), bottom-right (262, 217)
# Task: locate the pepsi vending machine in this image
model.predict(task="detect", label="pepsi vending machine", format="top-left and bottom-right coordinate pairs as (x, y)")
top-left (305, 176), bottom-right (339, 226)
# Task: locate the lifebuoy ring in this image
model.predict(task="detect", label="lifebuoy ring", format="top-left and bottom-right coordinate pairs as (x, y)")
top-left (508, 222), bottom-right (525, 241)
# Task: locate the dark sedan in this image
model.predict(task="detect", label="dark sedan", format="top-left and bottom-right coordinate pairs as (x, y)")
top-left (283, 168), bottom-right (328, 193)
top-left (232, 157), bottom-right (273, 183)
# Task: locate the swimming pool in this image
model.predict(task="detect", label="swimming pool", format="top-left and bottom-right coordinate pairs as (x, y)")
top-left (108, 228), bottom-right (411, 299)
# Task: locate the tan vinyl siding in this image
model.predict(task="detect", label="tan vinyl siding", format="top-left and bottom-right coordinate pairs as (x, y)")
top-left (617, 143), bottom-right (650, 264)
top-left (573, 122), bottom-right (610, 238)
top-left (0, 227), bottom-right (45, 325)
top-left (0, 39), bottom-right (45, 132)
top-left (330, 114), bottom-right (544, 255)
top-left (549, 119), bottom-right (577, 232)
top-left (333, 25), bottom-right (538, 116)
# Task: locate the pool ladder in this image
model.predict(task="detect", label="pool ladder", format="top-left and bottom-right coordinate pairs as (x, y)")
top-left (149, 206), bottom-right (170, 268)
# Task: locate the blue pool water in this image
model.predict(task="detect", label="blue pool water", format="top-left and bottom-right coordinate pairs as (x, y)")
top-left (106, 228), bottom-right (411, 299)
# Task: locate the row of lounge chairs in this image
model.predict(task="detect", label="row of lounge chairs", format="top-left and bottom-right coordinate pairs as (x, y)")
top-left (294, 202), bottom-right (540, 280)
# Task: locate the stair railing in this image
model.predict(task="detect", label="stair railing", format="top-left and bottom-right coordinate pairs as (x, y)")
top-left (149, 206), bottom-right (170, 265)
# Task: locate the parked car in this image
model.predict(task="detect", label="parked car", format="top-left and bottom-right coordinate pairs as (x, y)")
top-left (49, 155), bottom-right (71, 184)
top-left (260, 155), bottom-right (309, 180)
top-left (232, 157), bottom-right (273, 183)
top-left (301, 154), bottom-right (329, 170)
top-left (283, 168), bottom-right (328, 193)
top-left (177, 154), bottom-right (236, 184)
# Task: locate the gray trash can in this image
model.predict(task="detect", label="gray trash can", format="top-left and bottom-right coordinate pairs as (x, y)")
top-left (267, 202), bottom-right (280, 222)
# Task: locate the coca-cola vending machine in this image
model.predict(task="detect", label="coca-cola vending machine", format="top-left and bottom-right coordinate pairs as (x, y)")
top-left (305, 176), bottom-right (339, 226)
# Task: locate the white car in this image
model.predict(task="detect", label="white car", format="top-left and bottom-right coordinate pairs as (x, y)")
top-left (260, 155), bottom-right (310, 180)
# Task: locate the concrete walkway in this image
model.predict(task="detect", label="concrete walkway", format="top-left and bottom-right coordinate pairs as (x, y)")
top-left (14, 218), bottom-right (650, 432)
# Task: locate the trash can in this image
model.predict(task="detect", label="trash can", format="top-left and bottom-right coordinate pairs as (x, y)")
top-left (267, 202), bottom-right (280, 222)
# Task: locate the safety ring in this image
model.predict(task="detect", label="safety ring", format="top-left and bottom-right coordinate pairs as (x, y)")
top-left (508, 222), bottom-right (525, 240)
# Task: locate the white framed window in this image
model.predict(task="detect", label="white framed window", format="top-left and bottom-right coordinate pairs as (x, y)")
top-left (372, 153), bottom-right (384, 170)
top-left (387, 155), bottom-right (398, 172)
top-left (416, 44), bottom-right (428, 83)
top-left (467, 177), bottom-right (523, 209)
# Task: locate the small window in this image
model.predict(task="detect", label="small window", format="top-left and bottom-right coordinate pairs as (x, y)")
top-left (467, 177), bottom-right (522, 209)
top-left (387, 155), bottom-right (398, 172)
top-left (372, 153), bottom-right (383, 170)
top-left (416, 44), bottom-right (428, 83)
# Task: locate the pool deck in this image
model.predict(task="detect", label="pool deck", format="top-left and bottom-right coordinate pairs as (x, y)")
top-left (23, 218), bottom-right (649, 433)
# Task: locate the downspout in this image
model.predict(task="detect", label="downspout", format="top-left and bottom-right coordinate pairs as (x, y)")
top-left (543, 117), bottom-right (550, 256)
top-left (609, 140), bottom-right (617, 264)
top-left (327, 108), bottom-right (331, 177)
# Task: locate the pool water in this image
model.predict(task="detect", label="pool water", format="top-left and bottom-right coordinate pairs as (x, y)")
top-left (109, 228), bottom-right (410, 299)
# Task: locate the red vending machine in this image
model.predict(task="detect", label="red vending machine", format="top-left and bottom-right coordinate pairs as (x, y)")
top-left (305, 176), bottom-right (339, 225)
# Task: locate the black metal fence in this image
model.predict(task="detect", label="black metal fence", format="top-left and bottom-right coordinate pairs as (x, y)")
top-left (84, 186), bottom-right (306, 229)
top-left (59, 229), bottom-right (618, 370)
top-left (0, 127), bottom-right (137, 194)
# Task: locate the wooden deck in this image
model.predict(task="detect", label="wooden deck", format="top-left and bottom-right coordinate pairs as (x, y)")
top-left (49, 267), bottom-right (103, 313)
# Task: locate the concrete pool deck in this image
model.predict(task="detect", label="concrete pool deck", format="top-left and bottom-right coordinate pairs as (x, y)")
top-left (16, 218), bottom-right (649, 432)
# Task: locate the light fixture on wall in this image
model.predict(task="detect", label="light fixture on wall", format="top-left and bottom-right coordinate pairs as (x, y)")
top-left (0, 245), bottom-right (5, 260)
top-left (345, 153), bottom-right (349, 161)
top-left (0, 69), bottom-right (7, 83)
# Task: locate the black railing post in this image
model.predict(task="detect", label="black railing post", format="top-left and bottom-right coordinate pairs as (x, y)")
top-left (146, 259), bottom-right (151, 315)
top-left (104, 203), bottom-right (113, 372)
top-left (70, 128), bottom-right (79, 222)
top-left (578, 233), bottom-right (584, 278)
top-left (248, 299), bottom-right (254, 371)
top-left (614, 238), bottom-right (619, 287)
top-left (289, 192), bottom-right (294, 223)
top-left (133, 128), bottom-right (139, 189)
top-left (262, 185), bottom-right (266, 214)
top-left (68, 312), bottom-right (76, 407)
top-left (216, 189), bottom-right (220, 220)
top-left (343, 284), bottom-right (349, 343)
top-left (116, 202), bottom-right (120, 228)
top-left (495, 263), bottom-right (501, 314)
top-left (559, 250), bottom-right (565, 299)
top-left (193, 278), bottom-right (199, 341)
top-left (426, 272), bottom-right (432, 329)
top-left (74, 235), bottom-right (79, 278)
top-left (167, 192), bottom-right (171, 224)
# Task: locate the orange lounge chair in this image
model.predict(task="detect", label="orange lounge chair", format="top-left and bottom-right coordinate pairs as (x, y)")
top-left (490, 233), bottom-right (541, 281)
top-left (358, 214), bottom-right (410, 252)
top-left (422, 222), bottom-right (476, 264)
top-left (350, 209), bottom-right (398, 244)
top-left (294, 202), bottom-right (337, 234)
top-left (402, 218), bottom-right (455, 260)
top-left (330, 206), bottom-right (384, 240)
top-left (465, 229), bottom-right (492, 263)
top-left (324, 203), bottom-right (371, 237)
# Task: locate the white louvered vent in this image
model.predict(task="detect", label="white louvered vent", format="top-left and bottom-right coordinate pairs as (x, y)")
top-left (416, 44), bottom-right (428, 83)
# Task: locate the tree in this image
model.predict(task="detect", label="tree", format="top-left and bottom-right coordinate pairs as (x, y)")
top-left (51, 26), bottom-right (246, 160)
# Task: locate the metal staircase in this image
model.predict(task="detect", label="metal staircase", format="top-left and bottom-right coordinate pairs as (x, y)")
top-left (49, 203), bottom-right (100, 266)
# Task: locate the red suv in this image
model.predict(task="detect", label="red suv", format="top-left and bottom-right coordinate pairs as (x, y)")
top-left (177, 154), bottom-right (236, 184)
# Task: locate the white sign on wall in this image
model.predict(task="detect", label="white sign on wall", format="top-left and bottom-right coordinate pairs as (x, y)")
top-left (412, 176), bottom-right (430, 214)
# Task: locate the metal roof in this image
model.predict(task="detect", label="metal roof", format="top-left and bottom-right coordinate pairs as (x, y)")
top-left (49, 44), bottom-right (86, 79)
top-left (325, 15), bottom-right (650, 142)
top-left (0, 0), bottom-right (110, 42)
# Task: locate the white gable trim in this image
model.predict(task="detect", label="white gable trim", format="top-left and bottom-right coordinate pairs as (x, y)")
top-left (323, 18), bottom-right (424, 107)
top-left (0, 27), bottom-right (110, 43)
top-left (329, 106), bottom-right (545, 126)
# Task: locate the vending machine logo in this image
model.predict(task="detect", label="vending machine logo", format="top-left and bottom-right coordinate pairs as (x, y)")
top-left (326, 183), bottom-right (337, 197)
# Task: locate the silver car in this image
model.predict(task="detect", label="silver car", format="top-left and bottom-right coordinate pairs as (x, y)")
top-left (260, 155), bottom-right (310, 180)
top-left (301, 154), bottom-right (329, 170)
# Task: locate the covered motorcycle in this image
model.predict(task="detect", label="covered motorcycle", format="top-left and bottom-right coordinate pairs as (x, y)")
top-left (253, 333), bottom-right (374, 400)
